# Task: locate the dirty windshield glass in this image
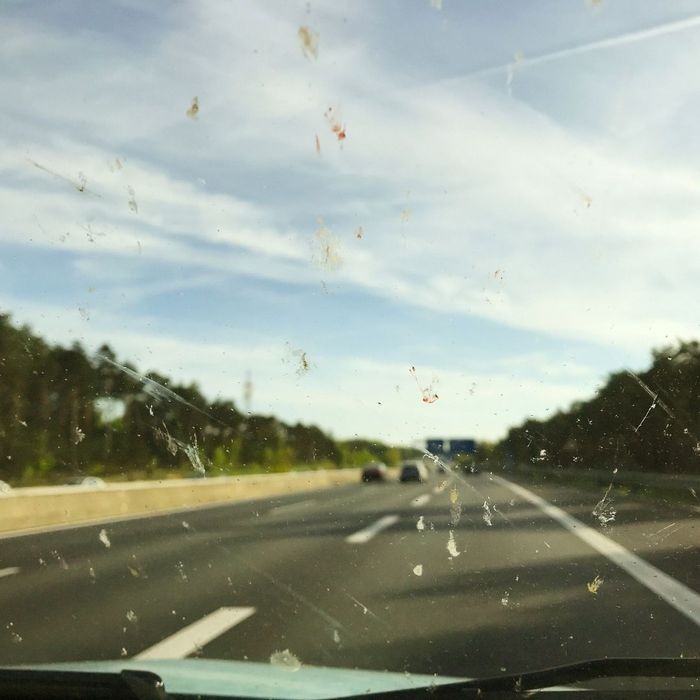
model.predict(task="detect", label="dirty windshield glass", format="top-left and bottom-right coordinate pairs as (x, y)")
top-left (1, 0), bottom-right (699, 691)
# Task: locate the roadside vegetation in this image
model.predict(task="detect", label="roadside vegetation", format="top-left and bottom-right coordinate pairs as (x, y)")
top-left (492, 341), bottom-right (700, 475)
top-left (0, 315), bottom-right (415, 485)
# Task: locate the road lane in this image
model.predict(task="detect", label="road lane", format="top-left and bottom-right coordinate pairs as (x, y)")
top-left (0, 472), bottom-right (697, 679)
top-left (0, 481), bottom-right (424, 663)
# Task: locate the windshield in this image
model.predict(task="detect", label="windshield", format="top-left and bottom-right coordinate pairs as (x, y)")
top-left (1, 0), bottom-right (699, 689)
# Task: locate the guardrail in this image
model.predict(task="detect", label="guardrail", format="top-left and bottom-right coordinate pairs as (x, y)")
top-left (0, 469), bottom-right (362, 535)
top-left (511, 463), bottom-right (700, 496)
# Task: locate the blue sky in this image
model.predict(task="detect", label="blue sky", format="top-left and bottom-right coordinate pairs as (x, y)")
top-left (1, 0), bottom-right (700, 445)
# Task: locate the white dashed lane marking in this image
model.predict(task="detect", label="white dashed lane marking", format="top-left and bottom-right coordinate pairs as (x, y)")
top-left (346, 515), bottom-right (399, 544)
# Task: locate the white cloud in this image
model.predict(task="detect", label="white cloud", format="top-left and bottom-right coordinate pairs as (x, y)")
top-left (2, 1), bottom-right (700, 441)
top-left (0, 296), bottom-right (594, 444)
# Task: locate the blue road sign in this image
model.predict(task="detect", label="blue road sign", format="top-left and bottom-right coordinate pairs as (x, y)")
top-left (426, 439), bottom-right (445, 454)
top-left (449, 439), bottom-right (476, 456)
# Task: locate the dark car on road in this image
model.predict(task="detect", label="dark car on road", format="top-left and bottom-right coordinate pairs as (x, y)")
top-left (399, 461), bottom-right (428, 483)
top-left (361, 462), bottom-right (388, 483)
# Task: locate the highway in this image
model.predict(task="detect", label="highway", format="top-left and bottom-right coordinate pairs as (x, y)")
top-left (0, 470), bottom-right (698, 679)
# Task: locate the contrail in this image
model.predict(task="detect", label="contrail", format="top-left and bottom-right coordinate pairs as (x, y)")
top-left (444, 14), bottom-right (700, 85)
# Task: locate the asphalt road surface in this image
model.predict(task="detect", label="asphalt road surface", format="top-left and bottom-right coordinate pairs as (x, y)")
top-left (0, 470), bottom-right (699, 679)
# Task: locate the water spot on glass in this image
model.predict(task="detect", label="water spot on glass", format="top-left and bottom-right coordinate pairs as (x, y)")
top-left (128, 555), bottom-right (146, 578)
top-left (482, 498), bottom-right (493, 526)
top-left (270, 649), bottom-right (302, 671)
top-left (6, 623), bottom-right (22, 644)
top-left (324, 107), bottom-right (346, 141)
top-left (505, 50), bottom-right (525, 95)
top-left (51, 550), bottom-right (69, 570)
top-left (587, 575), bottom-right (604, 594)
top-left (186, 96), bottom-right (199, 120)
top-left (176, 561), bottom-right (188, 581)
top-left (127, 186), bottom-right (138, 213)
top-left (593, 481), bottom-right (616, 526)
top-left (409, 366), bottom-right (439, 404)
top-left (298, 26), bottom-right (319, 60)
top-left (446, 530), bottom-right (460, 558)
top-left (449, 487), bottom-right (461, 526)
top-left (311, 217), bottom-right (341, 270)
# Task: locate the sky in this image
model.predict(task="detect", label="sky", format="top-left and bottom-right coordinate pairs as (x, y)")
top-left (1, 0), bottom-right (700, 447)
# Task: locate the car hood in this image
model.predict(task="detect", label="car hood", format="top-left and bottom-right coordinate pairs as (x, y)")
top-left (21, 658), bottom-right (467, 698)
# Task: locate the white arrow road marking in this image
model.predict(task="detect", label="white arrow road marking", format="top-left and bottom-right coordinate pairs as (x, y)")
top-left (346, 515), bottom-right (399, 544)
top-left (134, 607), bottom-right (256, 659)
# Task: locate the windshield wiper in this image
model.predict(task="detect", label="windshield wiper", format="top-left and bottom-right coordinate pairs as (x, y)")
top-left (350, 658), bottom-right (700, 698)
top-left (0, 668), bottom-right (169, 700)
top-left (455, 657), bottom-right (700, 692)
top-left (2, 659), bottom-right (698, 699)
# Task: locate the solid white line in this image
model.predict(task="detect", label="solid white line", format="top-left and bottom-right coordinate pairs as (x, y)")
top-left (346, 515), bottom-right (399, 544)
top-left (494, 475), bottom-right (700, 627)
top-left (411, 494), bottom-right (431, 508)
top-left (134, 607), bottom-right (256, 660)
top-left (0, 567), bottom-right (20, 578)
top-left (269, 499), bottom-right (316, 515)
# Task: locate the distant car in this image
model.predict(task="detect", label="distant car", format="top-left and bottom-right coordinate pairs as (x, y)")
top-left (81, 476), bottom-right (106, 488)
top-left (463, 464), bottom-right (481, 475)
top-left (399, 461), bottom-right (428, 483)
top-left (361, 462), bottom-right (388, 483)
top-left (66, 476), bottom-right (106, 488)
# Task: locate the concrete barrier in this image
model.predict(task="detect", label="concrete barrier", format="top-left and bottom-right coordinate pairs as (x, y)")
top-left (0, 469), bottom-right (362, 534)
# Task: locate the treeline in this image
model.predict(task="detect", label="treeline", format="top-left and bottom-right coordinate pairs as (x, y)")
top-left (494, 340), bottom-right (700, 474)
top-left (0, 314), bottom-right (411, 485)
